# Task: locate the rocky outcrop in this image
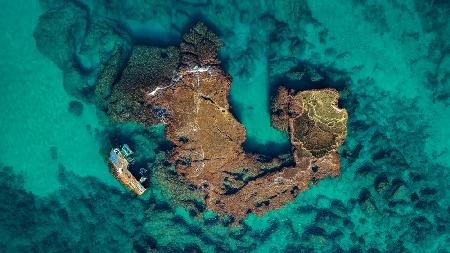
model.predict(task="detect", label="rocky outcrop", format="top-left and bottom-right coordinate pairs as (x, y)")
top-left (271, 86), bottom-right (348, 182)
top-left (96, 22), bottom-right (348, 222)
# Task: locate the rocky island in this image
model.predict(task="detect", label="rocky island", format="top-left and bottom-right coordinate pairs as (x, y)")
top-left (96, 23), bottom-right (348, 222)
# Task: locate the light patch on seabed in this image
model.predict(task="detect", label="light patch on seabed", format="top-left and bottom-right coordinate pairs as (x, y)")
top-left (0, 0), bottom-right (118, 195)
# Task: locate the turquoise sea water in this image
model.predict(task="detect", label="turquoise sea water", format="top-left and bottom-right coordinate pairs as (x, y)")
top-left (0, 0), bottom-right (449, 252)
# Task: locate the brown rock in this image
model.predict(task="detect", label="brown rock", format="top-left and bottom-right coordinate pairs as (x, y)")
top-left (97, 22), bottom-right (348, 222)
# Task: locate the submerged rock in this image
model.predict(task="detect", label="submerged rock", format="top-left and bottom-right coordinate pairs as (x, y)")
top-left (68, 100), bottom-right (83, 116)
top-left (386, 179), bottom-right (410, 203)
top-left (358, 188), bottom-right (378, 215)
top-left (49, 146), bottom-right (58, 160)
top-left (374, 174), bottom-right (390, 194)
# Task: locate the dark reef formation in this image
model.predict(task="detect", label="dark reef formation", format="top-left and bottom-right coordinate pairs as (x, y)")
top-left (95, 23), bottom-right (348, 221)
top-left (34, 0), bottom-right (131, 102)
top-left (68, 100), bottom-right (83, 116)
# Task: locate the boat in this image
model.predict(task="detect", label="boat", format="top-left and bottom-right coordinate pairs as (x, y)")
top-left (108, 144), bottom-right (147, 195)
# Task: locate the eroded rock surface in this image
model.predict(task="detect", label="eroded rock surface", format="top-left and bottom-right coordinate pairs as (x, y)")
top-left (96, 23), bottom-right (348, 221)
top-left (271, 87), bottom-right (348, 183)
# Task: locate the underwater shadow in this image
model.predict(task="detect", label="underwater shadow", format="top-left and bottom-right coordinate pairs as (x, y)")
top-left (242, 138), bottom-right (291, 158)
top-left (269, 63), bottom-right (350, 94)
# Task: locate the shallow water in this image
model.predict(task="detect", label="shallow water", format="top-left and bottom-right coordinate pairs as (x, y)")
top-left (0, 0), bottom-right (449, 252)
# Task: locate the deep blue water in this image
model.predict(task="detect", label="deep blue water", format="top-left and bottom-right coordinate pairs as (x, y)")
top-left (0, 0), bottom-right (449, 252)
